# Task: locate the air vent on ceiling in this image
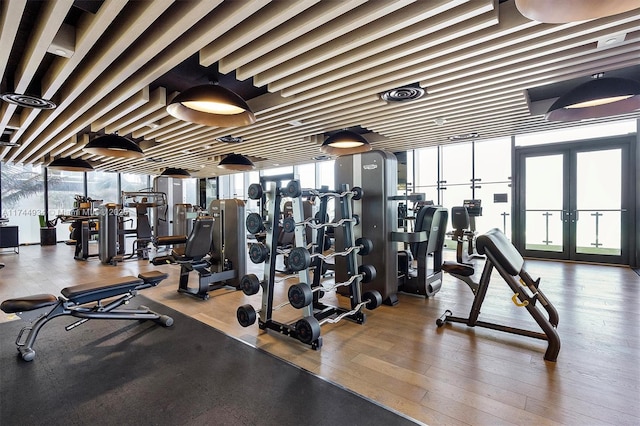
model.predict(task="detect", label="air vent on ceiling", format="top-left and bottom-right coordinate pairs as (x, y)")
top-left (216, 135), bottom-right (244, 144)
top-left (0, 93), bottom-right (56, 109)
top-left (145, 157), bottom-right (164, 163)
top-left (448, 132), bottom-right (479, 141)
top-left (0, 140), bottom-right (19, 147)
top-left (380, 83), bottom-right (426, 103)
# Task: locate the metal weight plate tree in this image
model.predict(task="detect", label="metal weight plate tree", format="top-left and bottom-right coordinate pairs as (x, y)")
top-left (237, 180), bottom-right (382, 349)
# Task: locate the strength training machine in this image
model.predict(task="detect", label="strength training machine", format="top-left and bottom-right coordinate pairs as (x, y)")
top-left (238, 179), bottom-right (381, 349)
top-left (152, 199), bottom-right (245, 300)
top-left (439, 228), bottom-right (561, 361)
top-left (0, 271), bottom-right (172, 362)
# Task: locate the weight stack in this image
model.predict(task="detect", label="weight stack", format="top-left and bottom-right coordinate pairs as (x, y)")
top-left (334, 150), bottom-right (399, 305)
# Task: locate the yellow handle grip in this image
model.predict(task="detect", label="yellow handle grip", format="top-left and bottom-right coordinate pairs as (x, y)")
top-left (512, 293), bottom-right (529, 307)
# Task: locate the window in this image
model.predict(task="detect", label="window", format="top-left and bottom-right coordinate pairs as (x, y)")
top-left (47, 169), bottom-right (85, 243)
top-left (1, 163), bottom-right (44, 244)
top-left (87, 171), bottom-right (118, 204)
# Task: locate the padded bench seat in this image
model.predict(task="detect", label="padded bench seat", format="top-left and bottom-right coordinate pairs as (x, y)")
top-left (61, 276), bottom-right (144, 305)
top-left (155, 235), bottom-right (187, 246)
top-left (442, 261), bottom-right (474, 277)
top-left (1, 294), bottom-right (58, 314)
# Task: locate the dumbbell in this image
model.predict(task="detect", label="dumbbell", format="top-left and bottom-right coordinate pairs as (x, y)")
top-left (239, 273), bottom-right (262, 296)
top-left (281, 180), bottom-right (302, 198)
top-left (247, 183), bottom-right (263, 200)
top-left (246, 212), bottom-right (264, 234)
top-left (282, 216), bottom-right (296, 233)
top-left (249, 243), bottom-right (269, 264)
top-left (294, 288), bottom-right (381, 344)
top-left (287, 237), bottom-right (373, 272)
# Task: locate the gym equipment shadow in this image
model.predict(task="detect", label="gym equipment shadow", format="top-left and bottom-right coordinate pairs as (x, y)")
top-left (0, 296), bottom-right (420, 426)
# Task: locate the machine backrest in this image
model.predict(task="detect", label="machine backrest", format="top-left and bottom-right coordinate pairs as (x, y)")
top-left (184, 216), bottom-right (214, 261)
top-left (412, 206), bottom-right (449, 255)
top-left (476, 228), bottom-right (523, 276)
top-left (450, 206), bottom-right (470, 230)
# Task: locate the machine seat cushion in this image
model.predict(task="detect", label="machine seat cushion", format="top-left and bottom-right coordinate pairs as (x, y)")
top-left (442, 261), bottom-right (475, 277)
top-left (155, 235), bottom-right (187, 246)
top-left (476, 228), bottom-right (523, 276)
top-left (1, 294), bottom-right (58, 314)
top-left (138, 271), bottom-right (168, 285)
top-left (61, 276), bottom-right (144, 305)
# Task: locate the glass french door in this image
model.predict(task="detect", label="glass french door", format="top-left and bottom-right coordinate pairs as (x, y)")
top-left (515, 137), bottom-right (631, 264)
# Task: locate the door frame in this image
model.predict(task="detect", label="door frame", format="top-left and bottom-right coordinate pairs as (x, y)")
top-left (513, 135), bottom-right (636, 265)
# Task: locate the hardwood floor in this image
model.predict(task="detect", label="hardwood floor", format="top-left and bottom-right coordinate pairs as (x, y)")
top-left (1, 243), bottom-right (639, 425)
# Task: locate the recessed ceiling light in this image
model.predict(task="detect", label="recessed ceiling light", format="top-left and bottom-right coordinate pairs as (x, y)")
top-left (288, 120), bottom-right (303, 126)
top-left (433, 118), bottom-right (447, 126)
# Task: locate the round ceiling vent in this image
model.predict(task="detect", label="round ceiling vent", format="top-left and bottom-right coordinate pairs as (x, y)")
top-left (0, 93), bottom-right (56, 109)
top-left (216, 135), bottom-right (244, 144)
top-left (380, 85), bottom-right (425, 103)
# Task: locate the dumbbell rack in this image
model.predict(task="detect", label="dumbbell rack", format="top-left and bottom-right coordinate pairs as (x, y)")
top-left (238, 180), bottom-right (380, 349)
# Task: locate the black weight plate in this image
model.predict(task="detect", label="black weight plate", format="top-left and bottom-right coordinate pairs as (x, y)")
top-left (282, 216), bottom-right (296, 233)
top-left (237, 304), bottom-right (257, 327)
top-left (288, 284), bottom-right (313, 309)
top-left (295, 316), bottom-right (321, 344)
top-left (285, 180), bottom-right (302, 198)
top-left (247, 183), bottom-right (263, 200)
top-left (355, 237), bottom-right (373, 256)
top-left (240, 274), bottom-right (261, 295)
top-left (363, 290), bottom-right (382, 310)
top-left (249, 243), bottom-right (269, 264)
top-left (358, 264), bottom-right (377, 283)
top-left (288, 247), bottom-right (311, 271)
top-left (246, 213), bottom-right (264, 234)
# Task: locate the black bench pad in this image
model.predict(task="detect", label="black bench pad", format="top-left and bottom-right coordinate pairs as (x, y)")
top-left (1, 294), bottom-right (58, 314)
top-left (138, 271), bottom-right (168, 283)
top-left (442, 261), bottom-right (475, 277)
top-left (61, 276), bottom-right (143, 305)
top-left (155, 235), bottom-right (187, 246)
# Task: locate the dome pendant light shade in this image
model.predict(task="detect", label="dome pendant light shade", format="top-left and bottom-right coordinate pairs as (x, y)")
top-left (83, 134), bottom-right (144, 158)
top-left (545, 76), bottom-right (640, 122)
top-left (160, 167), bottom-right (191, 178)
top-left (515, 0), bottom-right (640, 23)
top-left (47, 157), bottom-right (94, 172)
top-left (320, 130), bottom-right (372, 156)
top-left (167, 84), bottom-right (256, 127)
top-left (217, 153), bottom-right (255, 171)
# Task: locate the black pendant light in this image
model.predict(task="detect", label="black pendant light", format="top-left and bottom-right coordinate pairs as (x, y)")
top-left (218, 153), bottom-right (255, 171)
top-left (160, 167), bottom-right (191, 178)
top-left (320, 130), bottom-right (372, 156)
top-left (515, 0), bottom-right (640, 23)
top-left (83, 134), bottom-right (144, 158)
top-left (47, 157), bottom-right (94, 172)
top-left (545, 74), bottom-right (640, 122)
top-left (167, 83), bottom-right (255, 127)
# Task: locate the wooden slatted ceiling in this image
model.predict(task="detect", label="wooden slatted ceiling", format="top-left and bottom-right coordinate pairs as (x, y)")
top-left (0, 0), bottom-right (639, 177)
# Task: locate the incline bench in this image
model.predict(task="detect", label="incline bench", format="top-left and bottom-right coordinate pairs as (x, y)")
top-left (1, 271), bottom-right (172, 361)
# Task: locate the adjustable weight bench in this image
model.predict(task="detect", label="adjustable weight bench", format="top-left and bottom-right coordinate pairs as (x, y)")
top-left (1, 270), bottom-right (172, 361)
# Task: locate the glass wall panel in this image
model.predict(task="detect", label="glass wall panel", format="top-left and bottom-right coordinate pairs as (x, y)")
top-left (474, 137), bottom-right (511, 183)
top-left (47, 169), bottom-right (85, 243)
top-left (515, 119), bottom-right (636, 147)
top-left (317, 160), bottom-right (335, 220)
top-left (1, 163), bottom-right (44, 244)
top-left (184, 178), bottom-right (198, 206)
top-left (121, 173), bottom-right (149, 193)
top-left (295, 163), bottom-right (316, 189)
top-left (575, 149), bottom-right (622, 255)
top-left (525, 155), bottom-right (564, 252)
top-left (87, 171), bottom-right (118, 204)
top-left (414, 146), bottom-right (438, 203)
